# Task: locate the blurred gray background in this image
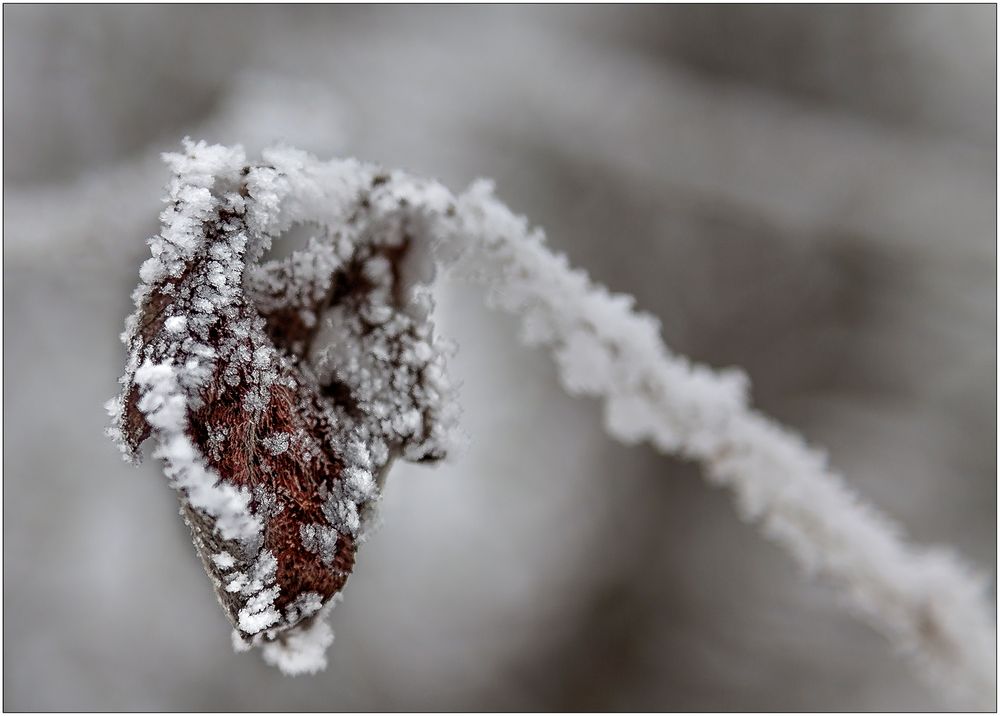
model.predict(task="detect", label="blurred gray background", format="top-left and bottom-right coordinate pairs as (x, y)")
top-left (3, 5), bottom-right (996, 711)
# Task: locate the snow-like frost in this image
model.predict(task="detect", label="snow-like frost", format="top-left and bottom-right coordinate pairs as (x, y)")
top-left (132, 360), bottom-right (261, 544)
top-left (260, 602), bottom-right (337, 676)
top-left (438, 176), bottom-right (997, 710)
top-left (262, 432), bottom-right (290, 456)
top-left (108, 141), bottom-right (994, 707)
top-left (108, 139), bottom-right (461, 675)
top-left (212, 551), bottom-right (236, 570)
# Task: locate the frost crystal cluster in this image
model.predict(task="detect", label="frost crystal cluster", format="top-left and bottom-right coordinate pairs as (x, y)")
top-left (109, 141), bottom-right (994, 708)
top-left (107, 141), bottom-right (459, 674)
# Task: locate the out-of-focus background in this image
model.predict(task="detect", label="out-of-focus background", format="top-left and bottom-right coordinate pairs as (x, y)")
top-left (3, 5), bottom-right (996, 711)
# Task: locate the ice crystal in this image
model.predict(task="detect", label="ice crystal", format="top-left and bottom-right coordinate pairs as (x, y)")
top-left (262, 432), bottom-right (290, 456)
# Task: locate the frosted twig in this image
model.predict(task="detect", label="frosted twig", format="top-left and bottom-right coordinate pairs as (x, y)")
top-left (110, 143), bottom-right (995, 706)
top-left (442, 181), bottom-right (998, 711)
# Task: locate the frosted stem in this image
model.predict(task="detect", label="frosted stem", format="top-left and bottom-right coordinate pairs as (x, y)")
top-left (114, 143), bottom-right (994, 703)
top-left (439, 180), bottom-right (997, 710)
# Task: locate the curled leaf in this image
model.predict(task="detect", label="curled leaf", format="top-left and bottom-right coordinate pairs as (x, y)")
top-left (107, 141), bottom-right (458, 673)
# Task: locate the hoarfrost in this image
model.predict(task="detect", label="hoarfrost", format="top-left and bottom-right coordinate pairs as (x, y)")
top-left (299, 523), bottom-right (340, 568)
top-left (260, 602), bottom-right (337, 676)
top-left (262, 432), bottom-right (290, 456)
top-left (107, 140), bottom-right (994, 707)
top-left (212, 552), bottom-right (236, 571)
top-left (108, 139), bottom-right (460, 675)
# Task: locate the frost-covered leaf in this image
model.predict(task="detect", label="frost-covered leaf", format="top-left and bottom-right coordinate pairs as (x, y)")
top-left (107, 140), bottom-right (458, 671)
top-left (106, 141), bottom-right (994, 708)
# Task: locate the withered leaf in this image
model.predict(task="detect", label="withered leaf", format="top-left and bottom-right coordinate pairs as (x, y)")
top-left (107, 142), bottom-right (458, 672)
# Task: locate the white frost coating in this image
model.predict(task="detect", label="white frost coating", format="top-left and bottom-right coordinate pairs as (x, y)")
top-left (322, 465), bottom-right (377, 537)
top-left (439, 180), bottom-right (997, 710)
top-left (299, 523), bottom-right (340, 568)
top-left (260, 602), bottom-right (337, 676)
top-left (284, 591), bottom-right (324, 626)
top-left (233, 549), bottom-right (281, 635)
top-left (164, 315), bottom-right (188, 333)
top-left (133, 361), bottom-right (261, 543)
top-left (212, 552), bottom-right (236, 570)
top-left (301, 457), bottom-right (378, 559)
top-left (111, 142), bottom-right (993, 700)
top-left (245, 149), bottom-right (993, 705)
top-left (109, 141), bottom-right (461, 674)
top-left (106, 139), bottom-right (265, 547)
top-left (239, 599), bottom-right (281, 634)
top-left (262, 432), bottom-right (290, 456)
top-left (231, 629), bottom-right (254, 653)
